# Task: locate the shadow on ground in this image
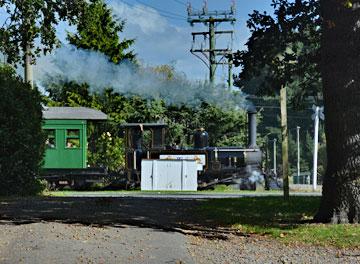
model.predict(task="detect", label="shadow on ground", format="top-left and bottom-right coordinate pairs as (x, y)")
top-left (0, 196), bottom-right (232, 238)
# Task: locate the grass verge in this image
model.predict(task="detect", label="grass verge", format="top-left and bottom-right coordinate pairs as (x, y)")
top-left (45, 184), bottom-right (283, 196)
top-left (195, 196), bottom-right (360, 248)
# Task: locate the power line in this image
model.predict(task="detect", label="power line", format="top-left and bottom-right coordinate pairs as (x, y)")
top-left (135, 0), bottom-right (186, 18)
top-left (172, 0), bottom-right (200, 12)
top-left (120, 0), bottom-right (186, 21)
top-left (172, 0), bottom-right (188, 7)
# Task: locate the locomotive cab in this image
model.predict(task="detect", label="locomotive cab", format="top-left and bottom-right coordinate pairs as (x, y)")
top-left (121, 123), bottom-right (168, 185)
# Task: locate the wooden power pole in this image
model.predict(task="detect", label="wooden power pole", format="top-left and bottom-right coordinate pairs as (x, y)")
top-left (280, 85), bottom-right (289, 200)
top-left (187, 2), bottom-right (236, 86)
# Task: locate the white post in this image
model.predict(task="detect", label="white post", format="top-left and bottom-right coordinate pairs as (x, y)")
top-left (24, 44), bottom-right (33, 88)
top-left (297, 126), bottom-right (301, 179)
top-left (273, 138), bottom-right (277, 175)
top-left (313, 107), bottom-right (319, 191)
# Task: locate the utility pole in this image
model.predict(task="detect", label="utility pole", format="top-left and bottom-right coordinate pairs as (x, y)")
top-left (209, 19), bottom-right (216, 84)
top-left (297, 126), bottom-right (301, 178)
top-left (280, 85), bottom-right (289, 200)
top-left (311, 105), bottom-right (324, 191)
top-left (187, 1), bottom-right (236, 86)
top-left (265, 139), bottom-right (269, 173)
top-left (227, 57), bottom-right (233, 89)
top-left (273, 138), bottom-right (277, 175)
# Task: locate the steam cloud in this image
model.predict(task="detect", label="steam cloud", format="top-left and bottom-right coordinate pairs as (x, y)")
top-left (35, 45), bottom-right (247, 108)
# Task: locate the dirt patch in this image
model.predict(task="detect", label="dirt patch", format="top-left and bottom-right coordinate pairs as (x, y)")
top-left (187, 234), bottom-right (360, 264)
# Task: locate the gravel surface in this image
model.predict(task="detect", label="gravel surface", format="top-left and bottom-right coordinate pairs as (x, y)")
top-left (1, 196), bottom-right (359, 264)
top-left (0, 222), bottom-right (193, 264)
top-left (188, 234), bottom-right (360, 264)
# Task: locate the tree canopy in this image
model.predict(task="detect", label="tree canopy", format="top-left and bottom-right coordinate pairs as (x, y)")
top-left (0, 0), bottom-right (86, 65)
top-left (67, 0), bottom-right (135, 64)
top-left (0, 64), bottom-right (45, 195)
top-left (233, 0), bottom-right (321, 107)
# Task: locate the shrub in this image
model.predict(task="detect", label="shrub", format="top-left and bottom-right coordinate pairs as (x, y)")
top-left (0, 65), bottom-right (45, 196)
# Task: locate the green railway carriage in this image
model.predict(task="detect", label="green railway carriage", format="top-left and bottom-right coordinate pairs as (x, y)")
top-left (41, 107), bottom-right (107, 188)
top-left (43, 119), bottom-right (87, 169)
top-left (42, 107), bottom-right (107, 169)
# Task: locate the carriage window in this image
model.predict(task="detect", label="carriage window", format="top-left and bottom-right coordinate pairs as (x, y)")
top-left (45, 129), bottom-right (56, 149)
top-left (66, 129), bottom-right (80, 148)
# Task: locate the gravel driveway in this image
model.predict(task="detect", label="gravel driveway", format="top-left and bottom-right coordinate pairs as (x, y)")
top-left (0, 222), bottom-right (193, 264)
top-left (0, 196), bottom-right (359, 264)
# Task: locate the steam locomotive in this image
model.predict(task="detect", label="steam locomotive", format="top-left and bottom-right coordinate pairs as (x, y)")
top-left (41, 107), bottom-right (262, 189)
top-left (121, 110), bottom-right (262, 189)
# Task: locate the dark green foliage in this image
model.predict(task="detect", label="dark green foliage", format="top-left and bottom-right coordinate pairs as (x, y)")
top-left (67, 0), bottom-right (135, 64)
top-left (232, 0), bottom-right (326, 179)
top-left (0, 65), bottom-right (45, 196)
top-left (164, 103), bottom-right (247, 147)
top-left (233, 0), bottom-right (321, 107)
top-left (0, 0), bottom-right (86, 65)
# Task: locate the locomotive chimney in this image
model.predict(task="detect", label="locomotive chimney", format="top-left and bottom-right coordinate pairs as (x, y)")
top-left (247, 109), bottom-right (257, 148)
top-left (194, 128), bottom-right (209, 149)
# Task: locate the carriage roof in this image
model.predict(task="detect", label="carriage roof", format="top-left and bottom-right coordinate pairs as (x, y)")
top-left (42, 107), bottom-right (107, 120)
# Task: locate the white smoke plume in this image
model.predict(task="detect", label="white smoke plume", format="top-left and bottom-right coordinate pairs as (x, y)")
top-left (246, 165), bottom-right (265, 184)
top-left (35, 45), bottom-right (247, 108)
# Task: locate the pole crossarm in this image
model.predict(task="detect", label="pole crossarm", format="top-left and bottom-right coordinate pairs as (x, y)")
top-left (191, 48), bottom-right (232, 54)
top-left (191, 30), bottom-right (234, 36)
top-left (188, 17), bottom-right (236, 24)
top-left (188, 10), bottom-right (235, 17)
top-left (187, 2), bottom-right (236, 87)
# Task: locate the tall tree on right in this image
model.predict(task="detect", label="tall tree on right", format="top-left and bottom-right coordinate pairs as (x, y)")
top-left (315, 0), bottom-right (360, 223)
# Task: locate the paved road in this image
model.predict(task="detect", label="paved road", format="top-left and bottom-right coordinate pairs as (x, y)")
top-left (1, 222), bottom-right (359, 264)
top-left (0, 222), bottom-right (194, 264)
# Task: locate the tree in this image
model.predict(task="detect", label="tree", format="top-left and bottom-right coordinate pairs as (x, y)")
top-left (0, 0), bottom-right (86, 85)
top-left (0, 64), bottom-right (45, 195)
top-left (164, 103), bottom-right (248, 148)
top-left (67, 0), bottom-right (135, 64)
top-left (44, 0), bottom-right (137, 171)
top-left (233, 0), bottom-right (321, 199)
top-left (233, 0), bottom-right (321, 105)
top-left (314, 0), bottom-right (360, 223)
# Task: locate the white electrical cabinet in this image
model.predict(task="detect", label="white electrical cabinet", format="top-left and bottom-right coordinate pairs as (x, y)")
top-left (141, 160), bottom-right (198, 191)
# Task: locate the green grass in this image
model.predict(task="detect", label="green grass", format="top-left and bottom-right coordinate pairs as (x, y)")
top-left (45, 184), bottom-right (283, 197)
top-left (46, 188), bottom-right (282, 197)
top-left (196, 196), bottom-right (360, 248)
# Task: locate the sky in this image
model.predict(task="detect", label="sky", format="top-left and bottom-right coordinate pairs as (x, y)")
top-left (104, 0), bottom-right (274, 83)
top-left (1, 0), bottom-right (275, 84)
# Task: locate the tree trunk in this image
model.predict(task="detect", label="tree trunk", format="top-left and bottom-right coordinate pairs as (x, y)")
top-left (24, 44), bottom-right (33, 88)
top-left (315, 0), bottom-right (360, 223)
